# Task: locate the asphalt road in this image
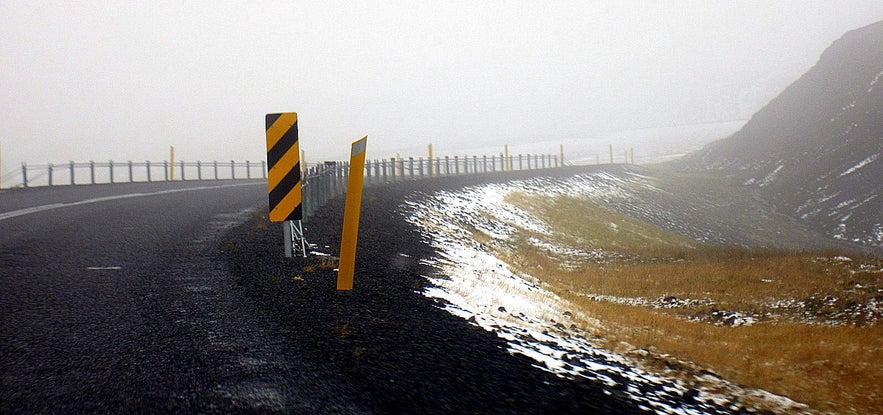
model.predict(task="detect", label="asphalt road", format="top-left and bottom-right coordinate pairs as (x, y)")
top-left (0, 181), bottom-right (364, 413)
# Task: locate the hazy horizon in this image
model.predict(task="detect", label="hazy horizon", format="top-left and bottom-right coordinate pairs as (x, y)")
top-left (2, 1), bottom-right (882, 175)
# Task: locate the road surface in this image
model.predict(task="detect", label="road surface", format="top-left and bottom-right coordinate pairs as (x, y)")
top-left (0, 181), bottom-right (363, 413)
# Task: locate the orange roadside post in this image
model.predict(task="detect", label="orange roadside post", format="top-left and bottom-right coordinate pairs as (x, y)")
top-left (337, 136), bottom-right (368, 291)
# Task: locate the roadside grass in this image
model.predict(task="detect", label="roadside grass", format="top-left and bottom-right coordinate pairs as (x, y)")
top-left (498, 192), bottom-right (882, 415)
top-left (507, 192), bottom-right (698, 258)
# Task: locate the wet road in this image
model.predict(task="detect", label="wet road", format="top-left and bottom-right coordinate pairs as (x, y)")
top-left (0, 181), bottom-right (362, 413)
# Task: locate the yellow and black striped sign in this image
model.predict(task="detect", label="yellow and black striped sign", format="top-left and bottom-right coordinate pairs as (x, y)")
top-left (266, 112), bottom-right (302, 222)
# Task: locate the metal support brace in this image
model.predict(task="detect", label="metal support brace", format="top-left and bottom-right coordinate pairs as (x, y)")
top-left (283, 220), bottom-right (309, 258)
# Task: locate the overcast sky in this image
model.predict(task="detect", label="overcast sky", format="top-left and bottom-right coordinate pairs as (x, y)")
top-left (2, 1), bottom-right (882, 172)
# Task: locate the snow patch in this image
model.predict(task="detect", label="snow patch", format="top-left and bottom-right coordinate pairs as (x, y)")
top-left (838, 153), bottom-right (879, 177)
top-left (868, 70), bottom-right (883, 93)
top-left (405, 171), bottom-right (814, 414)
top-left (757, 163), bottom-right (784, 187)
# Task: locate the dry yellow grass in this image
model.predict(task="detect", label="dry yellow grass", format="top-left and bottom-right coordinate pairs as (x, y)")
top-left (494, 192), bottom-right (883, 415)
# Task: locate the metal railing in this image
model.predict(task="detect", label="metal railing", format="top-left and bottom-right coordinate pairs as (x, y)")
top-left (5, 152), bottom-right (560, 223)
top-left (300, 153), bottom-right (560, 221)
top-left (13, 160), bottom-right (266, 188)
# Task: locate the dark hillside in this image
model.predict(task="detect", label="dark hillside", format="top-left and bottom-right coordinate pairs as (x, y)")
top-left (682, 20), bottom-right (883, 250)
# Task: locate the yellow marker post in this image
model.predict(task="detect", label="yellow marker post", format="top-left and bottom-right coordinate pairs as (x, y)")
top-left (337, 136), bottom-right (368, 291)
top-left (504, 144), bottom-right (510, 171)
top-left (428, 143), bottom-right (433, 177)
top-left (170, 145), bottom-right (175, 181)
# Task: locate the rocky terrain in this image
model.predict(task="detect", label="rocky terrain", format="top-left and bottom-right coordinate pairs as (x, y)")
top-left (680, 19), bottom-right (883, 251)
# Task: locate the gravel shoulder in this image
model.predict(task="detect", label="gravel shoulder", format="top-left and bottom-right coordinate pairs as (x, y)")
top-left (224, 167), bottom-right (649, 414)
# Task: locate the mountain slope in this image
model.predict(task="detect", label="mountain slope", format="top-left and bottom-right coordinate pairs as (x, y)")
top-left (682, 20), bottom-right (883, 250)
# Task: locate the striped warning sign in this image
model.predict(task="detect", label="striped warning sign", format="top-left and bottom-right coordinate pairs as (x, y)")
top-left (266, 112), bottom-right (302, 222)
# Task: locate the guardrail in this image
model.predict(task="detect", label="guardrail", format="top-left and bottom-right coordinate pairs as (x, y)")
top-left (300, 153), bottom-right (560, 221)
top-left (11, 160), bottom-right (267, 188)
top-left (4, 152), bottom-right (561, 223)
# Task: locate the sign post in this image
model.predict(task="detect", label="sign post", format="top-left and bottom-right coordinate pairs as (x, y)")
top-left (337, 136), bottom-right (368, 291)
top-left (266, 112), bottom-right (307, 258)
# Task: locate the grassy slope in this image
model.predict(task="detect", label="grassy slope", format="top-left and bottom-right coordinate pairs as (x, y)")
top-left (496, 176), bottom-right (882, 415)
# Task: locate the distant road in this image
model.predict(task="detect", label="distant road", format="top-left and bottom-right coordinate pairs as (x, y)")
top-left (0, 181), bottom-right (262, 220)
top-left (0, 180), bottom-right (364, 412)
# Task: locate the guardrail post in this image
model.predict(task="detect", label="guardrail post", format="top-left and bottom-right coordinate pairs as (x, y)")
top-left (314, 167), bottom-right (321, 204)
top-left (246, 160), bottom-right (251, 179)
top-left (339, 164), bottom-right (346, 195)
top-left (21, 163), bottom-right (28, 188)
top-left (197, 161), bottom-right (202, 180)
top-left (109, 160), bottom-right (115, 183)
top-left (374, 160), bottom-right (380, 183)
top-left (328, 164), bottom-right (335, 197)
top-left (261, 160), bottom-right (267, 179)
top-left (180, 160), bottom-right (185, 181)
top-left (163, 161), bottom-right (168, 181)
top-left (343, 162), bottom-right (349, 192)
top-left (316, 169), bottom-right (322, 212)
top-left (389, 158), bottom-right (396, 181)
top-left (128, 161), bottom-right (134, 182)
top-left (48, 163), bottom-right (54, 187)
top-left (213, 161), bottom-right (218, 179)
top-left (333, 162), bottom-right (340, 195)
top-left (364, 160), bottom-right (371, 184)
top-left (147, 161), bottom-right (152, 182)
top-left (70, 161), bottom-right (75, 185)
top-left (90, 161), bottom-right (96, 184)
top-left (454, 156), bottom-right (459, 175)
top-left (321, 167), bottom-right (327, 208)
top-left (230, 160), bottom-right (235, 179)
top-left (382, 159), bottom-right (388, 183)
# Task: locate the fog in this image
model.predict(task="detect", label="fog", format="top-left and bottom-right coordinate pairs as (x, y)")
top-left (2, 1), bottom-right (882, 174)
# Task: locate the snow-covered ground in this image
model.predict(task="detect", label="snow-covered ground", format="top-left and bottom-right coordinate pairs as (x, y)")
top-left (404, 171), bottom-right (818, 415)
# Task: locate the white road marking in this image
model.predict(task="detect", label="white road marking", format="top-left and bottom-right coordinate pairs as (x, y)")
top-left (0, 182), bottom-right (263, 222)
top-left (86, 266), bottom-right (123, 270)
